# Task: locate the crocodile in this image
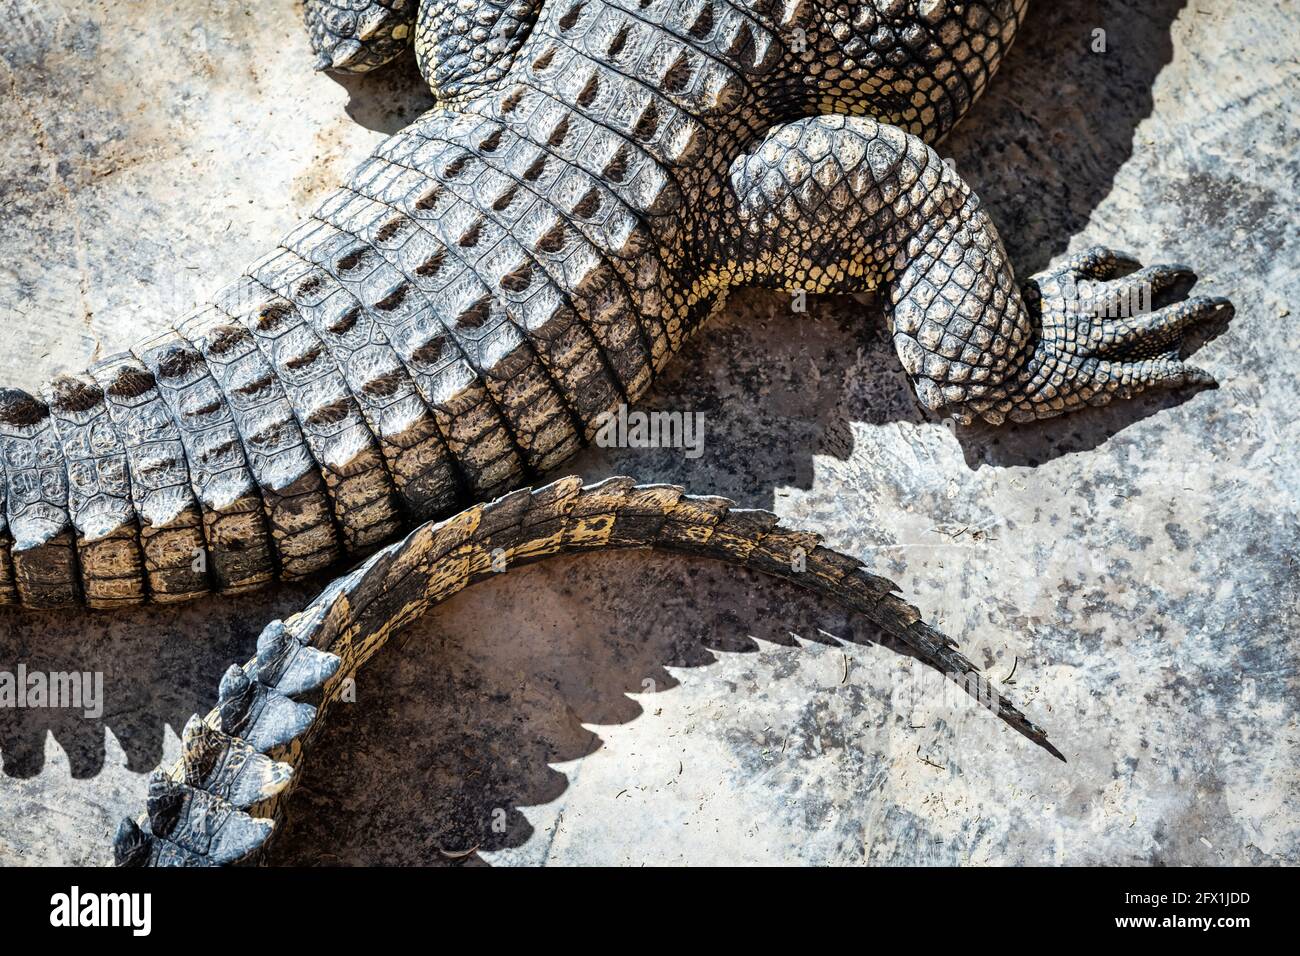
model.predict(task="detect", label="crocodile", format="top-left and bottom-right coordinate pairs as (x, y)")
top-left (112, 475), bottom-right (1062, 866)
top-left (2, 0), bottom-right (1232, 864)
top-left (0, 0), bottom-right (1231, 612)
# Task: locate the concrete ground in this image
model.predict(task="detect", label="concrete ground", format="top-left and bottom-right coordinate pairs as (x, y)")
top-left (0, 1), bottom-right (1296, 865)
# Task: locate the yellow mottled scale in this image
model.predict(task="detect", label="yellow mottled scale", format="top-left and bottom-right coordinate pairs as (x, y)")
top-left (135, 474), bottom-right (1061, 864)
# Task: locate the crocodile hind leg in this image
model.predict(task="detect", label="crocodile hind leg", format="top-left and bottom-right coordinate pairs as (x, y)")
top-left (723, 115), bottom-right (1232, 425)
top-left (304, 0), bottom-right (418, 73)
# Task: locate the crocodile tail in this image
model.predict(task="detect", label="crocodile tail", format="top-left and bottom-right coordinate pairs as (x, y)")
top-left (1, 88), bottom-right (695, 609)
top-left (3, 36), bottom-right (716, 612)
top-left (0, 355), bottom-right (305, 610)
top-left (113, 475), bottom-right (1062, 867)
top-left (0, 380), bottom-right (155, 609)
top-left (0, 318), bottom-right (371, 609)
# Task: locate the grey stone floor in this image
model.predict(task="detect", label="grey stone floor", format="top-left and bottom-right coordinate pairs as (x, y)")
top-left (0, 1), bottom-right (1296, 865)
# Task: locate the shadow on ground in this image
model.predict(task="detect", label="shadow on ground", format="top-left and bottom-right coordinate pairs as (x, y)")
top-left (0, 581), bottom-right (320, 779)
top-left (324, 52), bottom-right (435, 134)
top-left (265, 551), bottom-right (989, 866)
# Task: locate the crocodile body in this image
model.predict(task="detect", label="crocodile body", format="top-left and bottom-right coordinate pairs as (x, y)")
top-left (1, 0), bottom-right (1230, 613)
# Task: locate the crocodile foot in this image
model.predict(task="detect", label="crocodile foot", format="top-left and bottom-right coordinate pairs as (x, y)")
top-left (975, 246), bottom-right (1233, 424)
top-left (304, 0), bottom-right (416, 74)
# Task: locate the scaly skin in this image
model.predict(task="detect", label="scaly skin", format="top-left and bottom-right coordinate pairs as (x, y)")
top-left (112, 476), bottom-right (1062, 867)
top-left (0, 0), bottom-right (1231, 610)
top-left (304, 0), bottom-right (419, 72)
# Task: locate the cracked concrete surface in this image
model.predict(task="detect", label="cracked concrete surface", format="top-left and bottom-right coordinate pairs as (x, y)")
top-left (0, 0), bottom-right (1296, 865)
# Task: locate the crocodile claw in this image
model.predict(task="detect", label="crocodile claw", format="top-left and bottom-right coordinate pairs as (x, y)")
top-left (973, 246), bottom-right (1233, 424)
